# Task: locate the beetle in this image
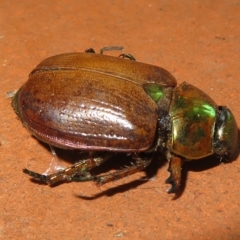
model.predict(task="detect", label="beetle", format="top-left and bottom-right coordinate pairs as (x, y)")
top-left (12, 46), bottom-right (239, 193)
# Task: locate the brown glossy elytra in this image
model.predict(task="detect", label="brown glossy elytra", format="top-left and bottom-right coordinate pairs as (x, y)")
top-left (12, 47), bottom-right (239, 193)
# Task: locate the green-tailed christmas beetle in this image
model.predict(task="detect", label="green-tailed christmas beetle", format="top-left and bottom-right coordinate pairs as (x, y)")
top-left (12, 46), bottom-right (239, 193)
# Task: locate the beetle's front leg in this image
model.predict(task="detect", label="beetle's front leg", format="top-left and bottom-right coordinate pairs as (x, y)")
top-left (23, 153), bottom-right (112, 185)
top-left (165, 151), bottom-right (183, 193)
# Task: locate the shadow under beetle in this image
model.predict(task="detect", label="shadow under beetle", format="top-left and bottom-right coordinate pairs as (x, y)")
top-left (12, 46), bottom-right (239, 193)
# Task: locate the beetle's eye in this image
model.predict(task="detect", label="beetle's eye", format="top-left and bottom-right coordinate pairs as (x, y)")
top-left (214, 141), bottom-right (228, 156)
top-left (213, 106), bottom-right (238, 159)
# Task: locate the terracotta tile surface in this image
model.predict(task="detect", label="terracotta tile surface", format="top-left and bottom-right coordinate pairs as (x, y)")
top-left (1, 1), bottom-right (240, 239)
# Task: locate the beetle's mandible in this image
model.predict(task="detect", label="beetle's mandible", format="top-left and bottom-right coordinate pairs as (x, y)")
top-left (12, 46), bottom-right (239, 193)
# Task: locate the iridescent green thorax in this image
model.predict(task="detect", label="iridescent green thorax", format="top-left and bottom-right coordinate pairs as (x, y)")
top-left (168, 82), bottom-right (217, 159)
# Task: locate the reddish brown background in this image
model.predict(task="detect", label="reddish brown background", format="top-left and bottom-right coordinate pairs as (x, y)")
top-left (1, 1), bottom-right (240, 239)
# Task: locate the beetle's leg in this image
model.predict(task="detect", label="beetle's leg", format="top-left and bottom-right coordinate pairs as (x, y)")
top-left (23, 153), bottom-right (113, 185)
top-left (85, 46), bottom-right (136, 61)
top-left (23, 168), bottom-right (49, 182)
top-left (23, 166), bottom-right (94, 185)
top-left (99, 46), bottom-right (124, 54)
top-left (94, 156), bottom-right (152, 185)
top-left (60, 154), bottom-right (113, 183)
top-left (85, 48), bottom-right (96, 53)
top-left (118, 53), bottom-right (136, 61)
top-left (85, 46), bottom-right (124, 54)
top-left (165, 154), bottom-right (183, 193)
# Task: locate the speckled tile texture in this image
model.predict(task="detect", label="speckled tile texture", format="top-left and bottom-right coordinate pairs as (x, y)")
top-left (1, 1), bottom-right (240, 239)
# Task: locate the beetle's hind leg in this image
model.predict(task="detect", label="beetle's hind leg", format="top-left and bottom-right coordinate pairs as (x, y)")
top-left (23, 152), bottom-right (112, 185)
top-left (91, 156), bottom-right (152, 185)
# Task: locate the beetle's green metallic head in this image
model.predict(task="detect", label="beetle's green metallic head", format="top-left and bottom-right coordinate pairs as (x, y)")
top-left (214, 106), bottom-right (239, 160)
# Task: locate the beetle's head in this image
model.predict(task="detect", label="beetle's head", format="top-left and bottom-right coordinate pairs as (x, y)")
top-left (213, 106), bottom-right (239, 161)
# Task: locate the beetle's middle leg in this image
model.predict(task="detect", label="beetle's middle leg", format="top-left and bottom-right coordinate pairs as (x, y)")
top-left (92, 155), bottom-right (152, 185)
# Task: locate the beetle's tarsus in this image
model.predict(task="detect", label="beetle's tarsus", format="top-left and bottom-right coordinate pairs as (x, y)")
top-left (23, 168), bottom-right (49, 183)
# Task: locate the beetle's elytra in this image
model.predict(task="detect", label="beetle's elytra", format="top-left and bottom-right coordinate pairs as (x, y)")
top-left (12, 47), bottom-right (239, 193)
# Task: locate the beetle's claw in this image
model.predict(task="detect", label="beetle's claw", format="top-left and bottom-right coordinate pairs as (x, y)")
top-left (165, 174), bottom-right (180, 194)
top-left (167, 187), bottom-right (176, 194)
top-left (23, 168), bottom-right (49, 183)
top-left (166, 178), bottom-right (178, 194)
